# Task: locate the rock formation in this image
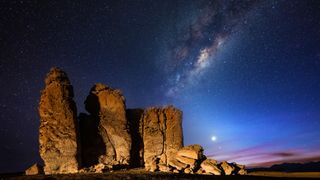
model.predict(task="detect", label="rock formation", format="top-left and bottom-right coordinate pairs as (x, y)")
top-left (176, 144), bottom-right (204, 160)
top-left (200, 159), bottom-right (221, 175)
top-left (220, 161), bottom-right (236, 175)
top-left (127, 107), bottom-right (184, 171)
top-left (143, 107), bottom-right (183, 170)
top-left (33, 68), bottom-right (247, 175)
top-left (83, 83), bottom-right (131, 167)
top-left (168, 144), bottom-right (205, 172)
top-left (38, 67), bottom-right (80, 174)
top-left (25, 163), bottom-right (43, 175)
top-left (147, 144), bottom-right (247, 175)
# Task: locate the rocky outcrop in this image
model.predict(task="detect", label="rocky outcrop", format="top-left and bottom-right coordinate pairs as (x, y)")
top-left (84, 83), bottom-right (131, 166)
top-left (147, 144), bottom-right (247, 175)
top-left (125, 106), bottom-right (184, 171)
top-left (25, 163), bottom-right (43, 175)
top-left (35, 68), bottom-right (247, 175)
top-left (38, 68), bottom-right (80, 174)
top-left (142, 106), bottom-right (183, 171)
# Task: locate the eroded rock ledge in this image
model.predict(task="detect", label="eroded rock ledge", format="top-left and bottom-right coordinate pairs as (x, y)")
top-left (29, 67), bottom-right (247, 176)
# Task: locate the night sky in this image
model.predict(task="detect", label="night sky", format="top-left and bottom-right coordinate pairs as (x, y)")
top-left (1, 0), bottom-right (320, 173)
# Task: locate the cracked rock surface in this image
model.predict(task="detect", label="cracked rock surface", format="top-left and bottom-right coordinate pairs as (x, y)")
top-left (142, 106), bottom-right (183, 170)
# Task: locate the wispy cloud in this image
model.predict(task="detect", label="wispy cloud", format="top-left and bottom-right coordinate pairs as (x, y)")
top-left (206, 142), bottom-right (320, 167)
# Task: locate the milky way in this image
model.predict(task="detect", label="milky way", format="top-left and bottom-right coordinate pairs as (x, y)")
top-left (164, 0), bottom-right (259, 97)
top-left (1, 0), bottom-right (320, 173)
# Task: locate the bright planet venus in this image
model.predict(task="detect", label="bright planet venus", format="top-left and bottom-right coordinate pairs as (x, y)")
top-left (211, 136), bottom-right (217, 142)
top-left (1, 0), bottom-right (320, 173)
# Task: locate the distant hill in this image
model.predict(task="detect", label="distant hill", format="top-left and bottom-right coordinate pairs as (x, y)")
top-left (249, 161), bottom-right (320, 172)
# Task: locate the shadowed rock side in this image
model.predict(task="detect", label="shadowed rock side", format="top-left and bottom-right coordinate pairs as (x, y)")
top-left (84, 83), bottom-right (131, 167)
top-left (126, 109), bottom-right (144, 168)
top-left (142, 106), bottom-right (183, 171)
top-left (79, 113), bottom-right (105, 168)
top-left (38, 67), bottom-right (80, 174)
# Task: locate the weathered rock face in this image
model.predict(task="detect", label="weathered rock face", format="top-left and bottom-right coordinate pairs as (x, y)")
top-left (125, 106), bottom-right (183, 170)
top-left (142, 106), bottom-right (183, 170)
top-left (25, 163), bottom-right (43, 175)
top-left (38, 68), bottom-right (80, 174)
top-left (84, 83), bottom-right (131, 166)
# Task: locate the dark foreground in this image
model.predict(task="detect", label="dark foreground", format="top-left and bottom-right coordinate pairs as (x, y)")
top-left (1, 169), bottom-right (320, 180)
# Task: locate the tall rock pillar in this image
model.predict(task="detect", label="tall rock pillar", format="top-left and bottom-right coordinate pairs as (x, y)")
top-left (38, 68), bottom-right (80, 174)
top-left (84, 83), bottom-right (131, 166)
top-left (142, 106), bottom-right (183, 170)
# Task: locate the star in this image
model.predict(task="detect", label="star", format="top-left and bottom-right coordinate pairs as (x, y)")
top-left (211, 136), bottom-right (217, 142)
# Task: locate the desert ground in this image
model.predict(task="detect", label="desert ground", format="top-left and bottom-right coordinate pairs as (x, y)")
top-left (1, 169), bottom-right (320, 180)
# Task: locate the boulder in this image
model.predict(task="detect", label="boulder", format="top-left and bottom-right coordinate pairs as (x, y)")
top-left (168, 158), bottom-right (188, 170)
top-left (175, 155), bottom-right (196, 168)
top-left (200, 159), bottom-right (221, 175)
top-left (184, 168), bottom-right (192, 174)
top-left (93, 163), bottom-right (109, 173)
top-left (196, 167), bottom-right (205, 174)
top-left (38, 67), bottom-right (80, 174)
top-left (25, 163), bottom-right (43, 175)
top-left (177, 144), bottom-right (204, 160)
top-left (220, 161), bottom-right (235, 175)
top-left (84, 83), bottom-right (131, 166)
top-left (173, 169), bottom-right (180, 173)
top-left (237, 168), bottom-right (247, 175)
top-left (158, 163), bottom-right (171, 172)
top-left (144, 156), bottom-right (159, 172)
top-left (234, 163), bottom-right (247, 175)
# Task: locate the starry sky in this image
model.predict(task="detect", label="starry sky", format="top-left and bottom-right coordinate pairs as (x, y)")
top-left (1, 0), bottom-right (320, 173)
